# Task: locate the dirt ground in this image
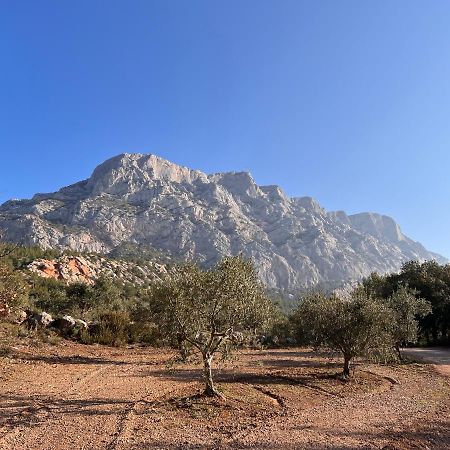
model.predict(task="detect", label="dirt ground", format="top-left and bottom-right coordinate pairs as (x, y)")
top-left (0, 342), bottom-right (449, 450)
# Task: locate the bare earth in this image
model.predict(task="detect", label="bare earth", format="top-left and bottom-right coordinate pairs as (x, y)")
top-left (0, 343), bottom-right (449, 449)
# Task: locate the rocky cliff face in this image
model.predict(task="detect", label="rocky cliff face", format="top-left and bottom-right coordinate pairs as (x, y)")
top-left (0, 153), bottom-right (446, 293)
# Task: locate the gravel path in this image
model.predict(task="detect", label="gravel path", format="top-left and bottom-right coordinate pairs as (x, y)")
top-left (403, 347), bottom-right (450, 377)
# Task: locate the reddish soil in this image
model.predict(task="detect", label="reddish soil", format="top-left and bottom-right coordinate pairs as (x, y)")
top-left (0, 343), bottom-right (449, 449)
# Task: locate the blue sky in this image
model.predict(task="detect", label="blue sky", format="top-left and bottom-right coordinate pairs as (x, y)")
top-left (1, 1), bottom-right (450, 257)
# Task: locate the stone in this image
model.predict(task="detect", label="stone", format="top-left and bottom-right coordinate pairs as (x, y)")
top-left (23, 311), bottom-right (53, 330)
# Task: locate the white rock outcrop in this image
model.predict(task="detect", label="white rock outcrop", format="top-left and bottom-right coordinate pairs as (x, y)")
top-left (0, 153), bottom-right (446, 293)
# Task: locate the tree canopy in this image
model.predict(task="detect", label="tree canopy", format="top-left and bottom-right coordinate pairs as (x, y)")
top-left (363, 261), bottom-right (450, 344)
top-left (151, 256), bottom-right (275, 396)
top-left (381, 286), bottom-right (431, 358)
top-left (291, 290), bottom-right (395, 377)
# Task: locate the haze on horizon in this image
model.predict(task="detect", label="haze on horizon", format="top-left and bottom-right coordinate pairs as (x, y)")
top-left (1, 1), bottom-right (450, 258)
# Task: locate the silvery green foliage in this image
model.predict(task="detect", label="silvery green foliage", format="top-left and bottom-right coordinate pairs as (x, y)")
top-left (151, 256), bottom-right (274, 395)
top-left (384, 286), bottom-right (432, 351)
top-left (291, 289), bottom-right (395, 376)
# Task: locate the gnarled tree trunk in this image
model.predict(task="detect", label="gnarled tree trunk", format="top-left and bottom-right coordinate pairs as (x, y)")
top-left (343, 354), bottom-right (351, 378)
top-left (395, 342), bottom-right (403, 361)
top-left (202, 352), bottom-right (221, 397)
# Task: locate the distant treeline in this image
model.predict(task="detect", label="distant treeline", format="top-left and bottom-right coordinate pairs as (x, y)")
top-left (362, 261), bottom-right (450, 345)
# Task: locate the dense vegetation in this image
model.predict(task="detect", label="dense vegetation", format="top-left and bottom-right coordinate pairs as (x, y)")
top-left (362, 261), bottom-right (450, 345)
top-left (0, 242), bottom-right (61, 270)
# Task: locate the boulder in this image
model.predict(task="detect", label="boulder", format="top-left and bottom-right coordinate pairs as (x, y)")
top-left (74, 318), bottom-right (88, 330)
top-left (16, 310), bottom-right (28, 324)
top-left (23, 311), bottom-right (53, 330)
top-left (50, 315), bottom-right (76, 335)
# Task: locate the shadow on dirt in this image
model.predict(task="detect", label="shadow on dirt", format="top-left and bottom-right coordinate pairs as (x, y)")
top-left (143, 367), bottom-right (344, 388)
top-left (0, 394), bottom-right (131, 434)
top-left (242, 349), bottom-right (338, 359)
top-left (9, 351), bottom-right (162, 367)
top-left (12, 353), bottom-right (128, 365)
top-left (111, 415), bottom-right (450, 450)
top-left (2, 390), bottom-right (448, 449)
top-left (256, 358), bottom-right (341, 369)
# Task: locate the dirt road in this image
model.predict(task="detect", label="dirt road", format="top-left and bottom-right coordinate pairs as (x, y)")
top-left (1, 343), bottom-right (449, 449)
top-left (403, 347), bottom-right (450, 377)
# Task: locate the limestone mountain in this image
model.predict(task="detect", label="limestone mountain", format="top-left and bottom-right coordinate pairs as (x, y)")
top-left (0, 153), bottom-right (445, 293)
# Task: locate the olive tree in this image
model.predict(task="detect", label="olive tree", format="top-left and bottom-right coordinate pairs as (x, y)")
top-left (152, 256), bottom-right (274, 397)
top-left (384, 286), bottom-right (432, 359)
top-left (291, 290), bottom-right (394, 377)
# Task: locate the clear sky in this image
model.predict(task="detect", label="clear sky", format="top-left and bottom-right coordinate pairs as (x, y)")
top-left (1, 1), bottom-right (450, 257)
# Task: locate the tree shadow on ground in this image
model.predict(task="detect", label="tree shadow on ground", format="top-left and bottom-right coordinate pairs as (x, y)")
top-left (298, 416), bottom-right (450, 449)
top-left (126, 416), bottom-right (450, 450)
top-left (142, 367), bottom-right (343, 387)
top-left (0, 394), bottom-right (130, 433)
top-left (10, 352), bottom-right (128, 365)
top-left (241, 349), bottom-right (338, 359)
top-left (255, 358), bottom-right (341, 369)
top-left (8, 351), bottom-right (165, 366)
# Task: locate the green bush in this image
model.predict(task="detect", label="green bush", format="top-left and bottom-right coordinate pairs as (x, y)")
top-left (128, 321), bottom-right (161, 345)
top-left (90, 311), bottom-right (130, 346)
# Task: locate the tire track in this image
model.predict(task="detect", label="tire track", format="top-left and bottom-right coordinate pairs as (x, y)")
top-left (107, 386), bottom-right (185, 450)
top-left (66, 365), bottom-right (110, 396)
top-left (0, 362), bottom-right (112, 446)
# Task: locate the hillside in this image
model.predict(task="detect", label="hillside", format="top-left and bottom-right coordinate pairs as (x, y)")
top-left (0, 153), bottom-right (446, 293)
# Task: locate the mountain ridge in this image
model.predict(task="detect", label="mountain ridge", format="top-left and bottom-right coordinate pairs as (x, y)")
top-left (0, 153), bottom-right (446, 293)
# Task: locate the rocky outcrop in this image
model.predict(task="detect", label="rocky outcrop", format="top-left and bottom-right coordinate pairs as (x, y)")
top-left (20, 311), bottom-right (88, 337)
top-left (0, 153), bottom-right (446, 293)
top-left (22, 311), bottom-right (53, 330)
top-left (28, 256), bottom-right (94, 284)
top-left (27, 254), bottom-right (167, 286)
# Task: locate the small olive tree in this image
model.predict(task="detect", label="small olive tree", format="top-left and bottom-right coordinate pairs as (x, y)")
top-left (152, 256), bottom-right (274, 397)
top-left (291, 290), bottom-right (394, 377)
top-left (384, 286), bottom-right (432, 359)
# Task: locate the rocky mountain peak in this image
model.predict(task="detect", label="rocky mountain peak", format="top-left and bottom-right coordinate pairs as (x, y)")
top-left (348, 212), bottom-right (406, 244)
top-left (209, 171), bottom-right (259, 199)
top-left (293, 196), bottom-right (325, 215)
top-left (0, 152), bottom-right (446, 294)
top-left (87, 153), bottom-right (207, 196)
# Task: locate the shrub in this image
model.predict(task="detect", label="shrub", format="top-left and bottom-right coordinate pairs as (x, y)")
top-left (0, 264), bottom-right (29, 317)
top-left (84, 311), bottom-right (131, 346)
